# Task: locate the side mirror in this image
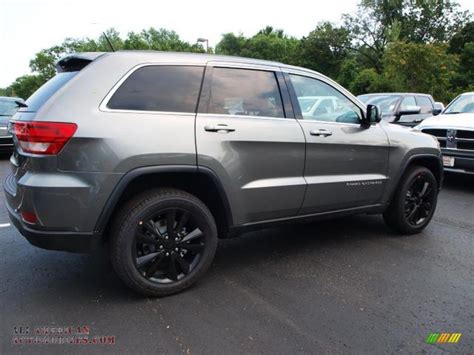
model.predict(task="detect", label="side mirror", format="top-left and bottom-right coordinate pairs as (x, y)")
top-left (399, 105), bottom-right (421, 116)
top-left (362, 104), bottom-right (381, 128)
top-left (433, 108), bottom-right (442, 115)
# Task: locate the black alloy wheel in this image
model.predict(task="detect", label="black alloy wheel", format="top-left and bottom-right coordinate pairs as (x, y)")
top-left (383, 166), bottom-right (438, 234)
top-left (134, 208), bottom-right (206, 283)
top-left (403, 174), bottom-right (436, 227)
top-left (111, 189), bottom-right (218, 297)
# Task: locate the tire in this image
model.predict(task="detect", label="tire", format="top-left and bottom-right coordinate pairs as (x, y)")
top-left (383, 166), bottom-right (438, 234)
top-left (110, 188), bottom-right (218, 297)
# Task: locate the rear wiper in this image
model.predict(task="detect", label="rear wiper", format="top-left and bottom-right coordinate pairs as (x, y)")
top-left (15, 100), bottom-right (28, 108)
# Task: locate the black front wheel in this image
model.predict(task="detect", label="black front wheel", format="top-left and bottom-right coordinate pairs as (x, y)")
top-left (383, 166), bottom-right (438, 234)
top-left (110, 189), bottom-right (218, 297)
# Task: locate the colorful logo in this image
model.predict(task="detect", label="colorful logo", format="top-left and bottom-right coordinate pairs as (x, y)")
top-left (426, 333), bottom-right (462, 344)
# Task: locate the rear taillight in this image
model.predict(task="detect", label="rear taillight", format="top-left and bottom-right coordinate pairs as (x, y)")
top-left (12, 121), bottom-right (77, 155)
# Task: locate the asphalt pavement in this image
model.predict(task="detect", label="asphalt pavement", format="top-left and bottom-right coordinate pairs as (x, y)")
top-left (0, 155), bottom-right (472, 354)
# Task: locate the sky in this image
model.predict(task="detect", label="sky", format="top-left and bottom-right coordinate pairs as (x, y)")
top-left (1, 0), bottom-right (473, 87)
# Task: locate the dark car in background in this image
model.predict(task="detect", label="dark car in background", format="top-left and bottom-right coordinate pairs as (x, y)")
top-left (0, 97), bottom-right (23, 153)
top-left (358, 93), bottom-right (442, 127)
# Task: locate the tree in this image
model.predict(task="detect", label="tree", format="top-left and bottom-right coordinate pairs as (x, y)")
top-left (449, 21), bottom-right (474, 53)
top-left (400, 0), bottom-right (471, 43)
top-left (382, 41), bottom-right (459, 102)
top-left (9, 75), bottom-right (45, 99)
top-left (215, 27), bottom-right (299, 64)
top-left (343, 0), bottom-right (471, 71)
top-left (299, 22), bottom-right (351, 78)
top-left (123, 28), bottom-right (201, 52)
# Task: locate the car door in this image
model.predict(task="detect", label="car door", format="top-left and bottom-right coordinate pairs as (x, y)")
top-left (285, 71), bottom-right (390, 215)
top-left (195, 63), bottom-right (306, 225)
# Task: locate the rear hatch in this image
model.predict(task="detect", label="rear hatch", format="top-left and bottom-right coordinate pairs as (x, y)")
top-left (7, 53), bottom-right (105, 196)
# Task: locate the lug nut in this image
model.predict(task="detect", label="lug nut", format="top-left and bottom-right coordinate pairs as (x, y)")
top-left (175, 247), bottom-right (179, 252)
top-left (166, 252), bottom-right (169, 256)
top-left (165, 236), bottom-right (169, 240)
top-left (159, 245), bottom-right (163, 249)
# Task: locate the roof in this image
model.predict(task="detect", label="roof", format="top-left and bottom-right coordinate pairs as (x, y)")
top-left (57, 50), bottom-right (315, 73)
top-left (358, 92), bottom-right (432, 97)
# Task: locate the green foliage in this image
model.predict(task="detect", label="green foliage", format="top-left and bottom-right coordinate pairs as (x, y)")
top-left (216, 26), bottom-right (299, 64)
top-left (382, 41), bottom-right (459, 102)
top-left (9, 74), bottom-right (46, 99)
top-left (298, 22), bottom-right (351, 78)
top-left (2, 1), bottom-right (473, 103)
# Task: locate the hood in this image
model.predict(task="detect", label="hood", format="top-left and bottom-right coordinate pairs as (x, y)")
top-left (416, 113), bottom-right (474, 130)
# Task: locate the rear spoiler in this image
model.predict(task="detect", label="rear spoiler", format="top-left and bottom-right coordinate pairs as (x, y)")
top-left (56, 52), bottom-right (107, 73)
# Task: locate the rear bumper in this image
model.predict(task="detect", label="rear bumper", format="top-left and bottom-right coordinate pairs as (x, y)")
top-left (6, 202), bottom-right (102, 253)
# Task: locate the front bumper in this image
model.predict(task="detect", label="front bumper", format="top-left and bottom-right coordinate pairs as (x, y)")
top-left (441, 149), bottom-right (474, 174)
top-left (5, 202), bottom-right (102, 253)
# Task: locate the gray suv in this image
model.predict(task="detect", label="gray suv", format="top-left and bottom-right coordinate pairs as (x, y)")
top-left (4, 51), bottom-right (443, 296)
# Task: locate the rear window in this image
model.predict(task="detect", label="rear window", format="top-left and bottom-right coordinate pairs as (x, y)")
top-left (107, 66), bottom-right (204, 113)
top-left (0, 99), bottom-right (19, 116)
top-left (25, 72), bottom-right (78, 112)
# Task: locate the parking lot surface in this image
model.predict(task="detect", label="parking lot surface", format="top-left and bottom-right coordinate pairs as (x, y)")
top-left (0, 156), bottom-right (473, 354)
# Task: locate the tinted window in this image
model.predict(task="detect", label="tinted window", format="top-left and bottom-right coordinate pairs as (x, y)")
top-left (25, 72), bottom-right (77, 112)
top-left (108, 66), bottom-right (204, 113)
top-left (400, 96), bottom-right (416, 110)
top-left (290, 75), bottom-right (361, 123)
top-left (208, 68), bottom-right (284, 118)
top-left (416, 96), bottom-right (433, 113)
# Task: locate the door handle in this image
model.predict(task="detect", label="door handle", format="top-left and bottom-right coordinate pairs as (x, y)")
top-left (310, 129), bottom-right (332, 137)
top-left (204, 124), bottom-right (236, 133)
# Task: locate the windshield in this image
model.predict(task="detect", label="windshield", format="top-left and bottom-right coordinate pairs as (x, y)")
top-left (444, 94), bottom-right (474, 114)
top-left (0, 99), bottom-right (19, 116)
top-left (358, 95), bottom-right (401, 115)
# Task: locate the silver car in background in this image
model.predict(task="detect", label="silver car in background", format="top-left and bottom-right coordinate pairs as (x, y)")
top-left (0, 97), bottom-right (23, 152)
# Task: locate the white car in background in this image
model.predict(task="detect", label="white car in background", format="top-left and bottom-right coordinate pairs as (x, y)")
top-left (298, 96), bottom-right (339, 117)
top-left (416, 92), bottom-right (474, 174)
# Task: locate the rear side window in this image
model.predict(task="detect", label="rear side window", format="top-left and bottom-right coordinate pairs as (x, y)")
top-left (25, 72), bottom-right (77, 112)
top-left (207, 67), bottom-right (284, 118)
top-left (416, 96), bottom-right (434, 114)
top-left (107, 66), bottom-right (204, 113)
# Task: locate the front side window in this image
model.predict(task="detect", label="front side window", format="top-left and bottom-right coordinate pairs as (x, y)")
top-left (107, 66), bottom-right (204, 113)
top-left (400, 96), bottom-right (417, 110)
top-left (416, 96), bottom-right (433, 113)
top-left (290, 75), bottom-right (361, 124)
top-left (207, 67), bottom-right (284, 118)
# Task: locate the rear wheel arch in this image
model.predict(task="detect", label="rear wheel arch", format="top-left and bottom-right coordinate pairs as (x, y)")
top-left (95, 166), bottom-right (233, 239)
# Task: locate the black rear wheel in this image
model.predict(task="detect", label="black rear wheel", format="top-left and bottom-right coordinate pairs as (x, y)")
top-left (111, 189), bottom-right (217, 297)
top-left (383, 166), bottom-right (438, 234)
